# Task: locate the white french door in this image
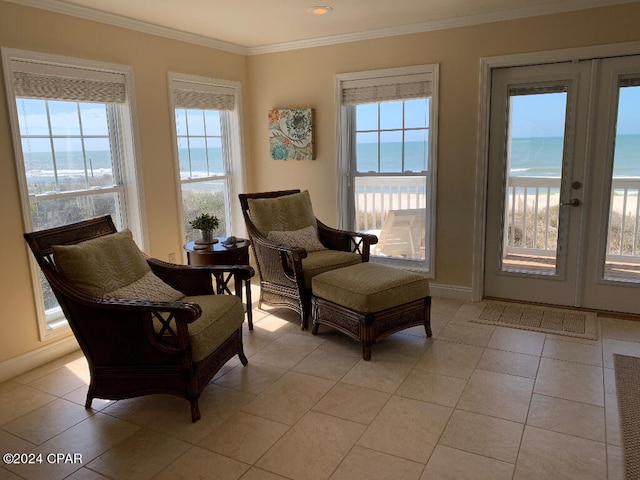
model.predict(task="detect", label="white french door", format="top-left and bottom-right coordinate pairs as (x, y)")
top-left (484, 55), bottom-right (640, 314)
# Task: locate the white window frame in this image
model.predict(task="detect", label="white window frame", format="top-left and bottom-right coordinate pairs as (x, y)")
top-left (2, 47), bottom-right (147, 340)
top-left (335, 64), bottom-right (439, 274)
top-left (168, 72), bottom-right (246, 255)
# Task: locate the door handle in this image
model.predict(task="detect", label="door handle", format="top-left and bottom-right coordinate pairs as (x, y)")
top-left (561, 198), bottom-right (581, 207)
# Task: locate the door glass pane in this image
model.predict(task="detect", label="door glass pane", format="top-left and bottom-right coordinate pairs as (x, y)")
top-left (501, 88), bottom-right (568, 275)
top-left (604, 81), bottom-right (640, 282)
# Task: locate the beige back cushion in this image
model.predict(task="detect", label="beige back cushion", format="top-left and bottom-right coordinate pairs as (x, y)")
top-left (52, 229), bottom-right (151, 297)
top-left (267, 225), bottom-right (326, 252)
top-left (247, 190), bottom-right (317, 236)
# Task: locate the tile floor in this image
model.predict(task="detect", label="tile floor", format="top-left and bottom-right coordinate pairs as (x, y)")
top-left (1, 293), bottom-right (639, 480)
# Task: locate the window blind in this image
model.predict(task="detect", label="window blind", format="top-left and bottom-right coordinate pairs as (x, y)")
top-left (11, 59), bottom-right (126, 103)
top-left (342, 73), bottom-right (432, 105)
top-left (172, 80), bottom-right (235, 111)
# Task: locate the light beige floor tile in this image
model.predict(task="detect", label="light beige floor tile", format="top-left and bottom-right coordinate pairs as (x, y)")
top-left (606, 393), bottom-right (622, 446)
top-left (329, 445), bottom-right (424, 480)
top-left (256, 411), bottom-right (365, 480)
top-left (534, 357), bottom-right (604, 406)
top-left (102, 394), bottom-right (184, 426)
top-left (4, 413), bottom-right (139, 480)
top-left (199, 412), bottom-right (289, 464)
top-left (313, 330), bottom-right (363, 358)
top-left (25, 367), bottom-right (88, 397)
top-left (513, 426), bottom-right (606, 480)
top-left (421, 445), bottom-right (514, 480)
top-left (0, 384), bottom-right (56, 426)
top-left (1, 468), bottom-right (31, 480)
top-left (601, 317), bottom-right (640, 342)
top-left (11, 350), bottom-right (85, 385)
top-left (293, 349), bottom-right (359, 380)
top-left (357, 395), bottom-right (452, 463)
top-left (431, 298), bottom-right (464, 316)
top-left (64, 468), bottom-right (111, 479)
top-left (0, 381), bottom-right (20, 396)
top-left (451, 303), bottom-right (487, 323)
top-left (436, 323), bottom-right (495, 348)
top-left (372, 332), bottom-right (433, 358)
top-left (526, 393), bottom-right (605, 442)
top-left (439, 410), bottom-right (524, 463)
top-left (607, 445), bottom-right (625, 480)
top-left (251, 340), bottom-right (315, 369)
top-left (242, 371), bottom-right (334, 425)
top-left (414, 340), bottom-right (484, 380)
top-left (240, 467), bottom-right (298, 480)
top-left (312, 382), bottom-right (391, 425)
top-left (457, 369), bottom-right (533, 423)
top-left (62, 385), bottom-right (114, 411)
top-left (425, 313), bottom-right (451, 338)
top-left (156, 446), bottom-right (249, 480)
top-left (0, 430), bottom-right (35, 456)
top-left (250, 312), bottom-right (297, 337)
top-left (603, 338), bottom-right (640, 369)
top-left (214, 362), bottom-right (287, 395)
top-left (476, 348), bottom-right (540, 379)
top-left (542, 338), bottom-right (603, 366)
top-left (604, 367), bottom-right (617, 394)
top-left (340, 351), bottom-right (417, 394)
top-left (487, 327), bottom-right (545, 356)
top-left (396, 369), bottom-right (467, 407)
top-left (88, 429), bottom-right (190, 480)
top-left (149, 384), bottom-right (256, 443)
top-left (545, 332), bottom-right (601, 346)
top-left (2, 398), bottom-right (94, 445)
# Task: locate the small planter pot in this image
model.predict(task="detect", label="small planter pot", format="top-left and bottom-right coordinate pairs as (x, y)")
top-left (196, 229), bottom-right (218, 245)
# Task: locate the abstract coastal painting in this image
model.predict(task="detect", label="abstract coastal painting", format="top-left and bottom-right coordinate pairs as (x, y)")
top-left (268, 108), bottom-right (315, 160)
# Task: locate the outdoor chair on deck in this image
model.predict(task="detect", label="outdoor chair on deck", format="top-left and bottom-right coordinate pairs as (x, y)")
top-left (24, 215), bottom-right (254, 422)
top-left (239, 189), bottom-right (378, 329)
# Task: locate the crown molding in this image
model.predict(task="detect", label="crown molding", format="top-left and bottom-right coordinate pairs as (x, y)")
top-left (4, 0), bottom-right (638, 57)
top-left (247, 0), bottom-right (639, 55)
top-left (4, 0), bottom-right (249, 55)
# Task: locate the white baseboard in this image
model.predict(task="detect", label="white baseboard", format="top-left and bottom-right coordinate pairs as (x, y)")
top-left (0, 336), bottom-right (80, 383)
top-left (429, 283), bottom-right (474, 302)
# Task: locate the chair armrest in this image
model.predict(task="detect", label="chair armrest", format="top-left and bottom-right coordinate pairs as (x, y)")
top-left (317, 220), bottom-right (378, 261)
top-left (146, 256), bottom-right (253, 296)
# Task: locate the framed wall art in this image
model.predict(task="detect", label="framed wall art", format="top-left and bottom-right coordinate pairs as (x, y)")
top-left (268, 108), bottom-right (315, 160)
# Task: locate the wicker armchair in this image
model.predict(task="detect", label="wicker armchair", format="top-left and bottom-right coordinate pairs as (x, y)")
top-left (239, 190), bottom-right (378, 329)
top-left (24, 215), bottom-right (254, 422)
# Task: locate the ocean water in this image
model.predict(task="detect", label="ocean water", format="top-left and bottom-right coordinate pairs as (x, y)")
top-left (23, 134), bottom-right (640, 180)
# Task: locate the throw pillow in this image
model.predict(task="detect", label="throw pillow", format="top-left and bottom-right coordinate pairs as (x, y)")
top-left (267, 225), bottom-right (326, 252)
top-left (52, 229), bottom-right (150, 297)
top-left (105, 271), bottom-right (185, 302)
top-left (247, 190), bottom-right (317, 236)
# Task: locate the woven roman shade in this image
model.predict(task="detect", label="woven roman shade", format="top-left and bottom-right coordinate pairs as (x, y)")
top-left (342, 73), bottom-right (432, 105)
top-left (11, 59), bottom-right (126, 103)
top-left (173, 79), bottom-right (235, 111)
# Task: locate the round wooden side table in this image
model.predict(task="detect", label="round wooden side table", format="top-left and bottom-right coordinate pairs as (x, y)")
top-left (183, 239), bottom-right (253, 329)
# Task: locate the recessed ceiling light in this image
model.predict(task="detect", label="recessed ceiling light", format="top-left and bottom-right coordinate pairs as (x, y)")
top-left (307, 6), bottom-right (333, 15)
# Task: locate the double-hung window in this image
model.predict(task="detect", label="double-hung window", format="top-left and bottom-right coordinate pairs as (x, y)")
top-left (336, 65), bottom-right (439, 272)
top-left (169, 73), bottom-right (245, 245)
top-left (2, 48), bottom-right (145, 338)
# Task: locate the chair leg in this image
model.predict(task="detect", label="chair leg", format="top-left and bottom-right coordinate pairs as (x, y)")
top-left (239, 349), bottom-right (248, 366)
top-left (85, 383), bottom-right (94, 409)
top-left (190, 398), bottom-right (201, 423)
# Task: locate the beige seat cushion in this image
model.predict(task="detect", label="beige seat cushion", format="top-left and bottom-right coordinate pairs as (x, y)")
top-left (302, 250), bottom-right (362, 289)
top-left (312, 262), bottom-right (430, 313)
top-left (52, 229), bottom-right (151, 297)
top-left (179, 294), bottom-right (244, 362)
top-left (247, 190), bottom-right (317, 236)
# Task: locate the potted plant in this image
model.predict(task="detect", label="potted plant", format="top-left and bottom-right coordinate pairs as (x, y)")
top-left (190, 213), bottom-right (219, 244)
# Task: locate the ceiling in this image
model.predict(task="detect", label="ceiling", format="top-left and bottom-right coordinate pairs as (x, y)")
top-left (9, 0), bottom-right (637, 54)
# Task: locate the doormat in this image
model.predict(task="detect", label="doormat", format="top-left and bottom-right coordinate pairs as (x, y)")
top-left (470, 301), bottom-right (599, 340)
top-left (614, 354), bottom-right (640, 480)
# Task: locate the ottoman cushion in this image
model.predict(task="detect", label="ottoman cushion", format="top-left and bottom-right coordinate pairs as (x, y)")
top-left (312, 263), bottom-right (430, 313)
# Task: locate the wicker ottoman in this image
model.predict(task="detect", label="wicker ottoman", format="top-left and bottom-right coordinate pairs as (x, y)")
top-left (311, 262), bottom-right (431, 360)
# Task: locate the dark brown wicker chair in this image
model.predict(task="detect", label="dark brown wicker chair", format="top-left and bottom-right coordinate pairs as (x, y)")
top-left (24, 215), bottom-right (254, 422)
top-left (239, 190), bottom-right (378, 329)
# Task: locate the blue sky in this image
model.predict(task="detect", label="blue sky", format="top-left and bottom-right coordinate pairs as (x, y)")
top-left (510, 86), bottom-right (640, 138)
